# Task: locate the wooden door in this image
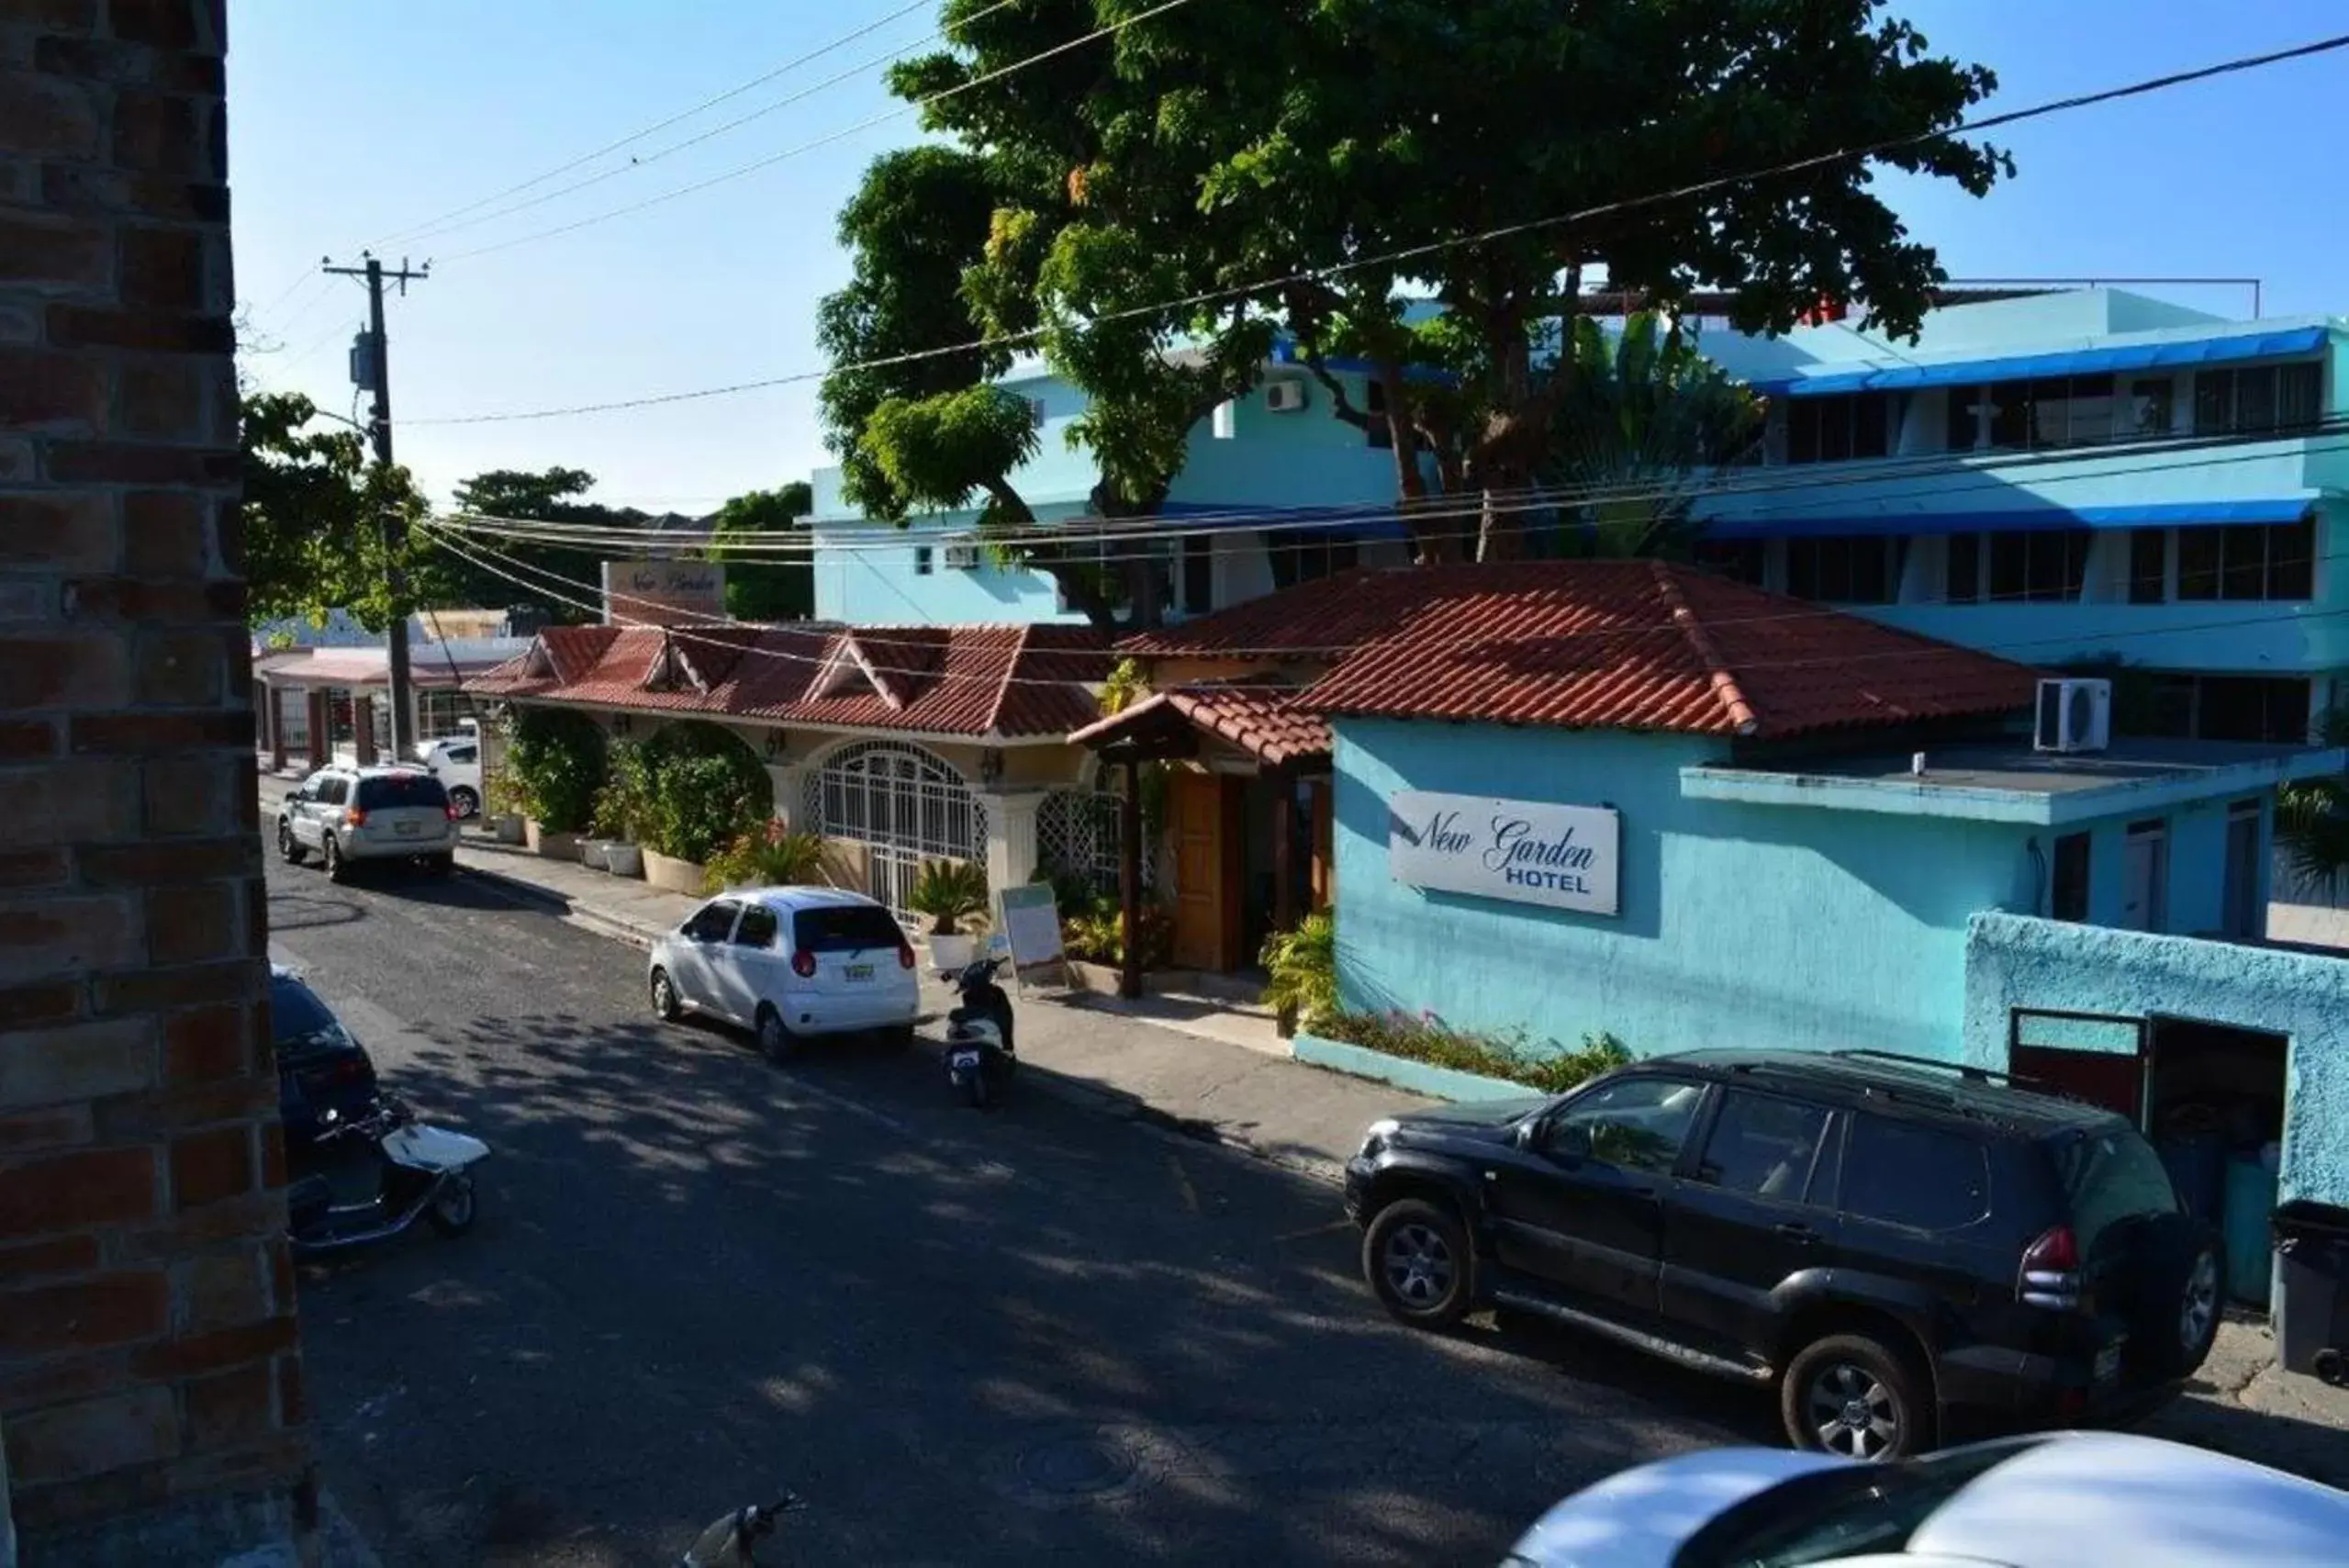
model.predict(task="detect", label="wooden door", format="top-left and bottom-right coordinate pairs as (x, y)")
top-left (1170, 772), bottom-right (1236, 970)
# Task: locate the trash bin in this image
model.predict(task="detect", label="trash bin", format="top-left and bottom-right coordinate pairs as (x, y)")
top-left (2271, 1199), bottom-right (2349, 1386)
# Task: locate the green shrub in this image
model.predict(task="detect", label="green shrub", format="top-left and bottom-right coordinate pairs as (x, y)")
top-left (704, 823), bottom-right (827, 893)
top-left (591, 740), bottom-right (654, 840)
top-left (1315, 1011), bottom-right (1631, 1095)
top-left (1061, 894), bottom-right (1173, 969)
top-left (909, 858), bottom-right (990, 935)
top-left (643, 753), bottom-right (763, 864)
top-left (505, 707), bottom-right (608, 833)
top-left (1259, 911), bottom-right (1337, 1030)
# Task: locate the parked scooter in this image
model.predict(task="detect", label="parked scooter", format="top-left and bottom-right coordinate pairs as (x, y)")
top-left (943, 955), bottom-right (1015, 1108)
top-left (680, 1493), bottom-right (804, 1566)
top-left (285, 1094), bottom-right (490, 1259)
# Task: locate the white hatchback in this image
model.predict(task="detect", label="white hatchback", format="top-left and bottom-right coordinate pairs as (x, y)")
top-left (419, 736), bottom-right (483, 817)
top-left (648, 886), bottom-right (920, 1059)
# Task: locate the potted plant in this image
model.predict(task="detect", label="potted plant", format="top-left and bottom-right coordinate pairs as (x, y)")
top-left (587, 742), bottom-right (651, 878)
top-left (640, 751), bottom-right (761, 894)
top-left (484, 770), bottom-right (528, 846)
top-left (704, 822), bottom-right (826, 893)
top-left (505, 708), bottom-right (607, 860)
top-left (909, 857), bottom-right (990, 970)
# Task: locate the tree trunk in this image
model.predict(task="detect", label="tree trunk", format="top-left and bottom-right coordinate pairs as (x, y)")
top-left (1374, 353), bottom-right (1453, 566)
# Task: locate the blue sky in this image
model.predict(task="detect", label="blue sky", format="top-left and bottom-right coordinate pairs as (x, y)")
top-left (229, 0), bottom-right (2349, 514)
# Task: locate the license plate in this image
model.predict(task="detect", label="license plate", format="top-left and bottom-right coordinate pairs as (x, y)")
top-left (951, 1051), bottom-right (980, 1070)
top-left (843, 963), bottom-right (875, 981)
top-left (2094, 1340), bottom-right (2124, 1384)
top-left (395, 821), bottom-right (419, 836)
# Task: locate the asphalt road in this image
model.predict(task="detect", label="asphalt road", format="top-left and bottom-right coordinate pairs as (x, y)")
top-left (263, 843), bottom-right (1763, 1567)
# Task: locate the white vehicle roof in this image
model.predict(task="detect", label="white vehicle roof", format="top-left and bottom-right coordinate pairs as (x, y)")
top-left (720, 885), bottom-right (895, 915)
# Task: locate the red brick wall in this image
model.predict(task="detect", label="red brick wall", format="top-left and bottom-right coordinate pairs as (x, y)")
top-left (0, 0), bottom-right (314, 1558)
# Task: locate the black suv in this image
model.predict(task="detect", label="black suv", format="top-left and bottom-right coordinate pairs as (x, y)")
top-left (1344, 1048), bottom-right (2221, 1460)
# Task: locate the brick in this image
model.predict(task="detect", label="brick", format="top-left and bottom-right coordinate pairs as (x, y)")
top-left (0, 718), bottom-right (61, 758)
top-left (9, 2), bottom-right (101, 35)
top-left (0, 577), bottom-right (56, 620)
top-left (0, 67), bottom-right (101, 157)
top-left (121, 490), bottom-right (207, 575)
top-left (130, 1312), bottom-right (296, 1380)
top-left (0, 1350), bottom-right (126, 1418)
top-left (67, 575), bottom-right (244, 621)
top-left (0, 632), bottom-right (131, 709)
top-left (44, 439), bottom-right (236, 487)
top-left (109, 0), bottom-right (206, 51)
top-left (0, 491), bottom-right (117, 569)
top-left (0, 1103), bottom-right (94, 1155)
top-left (112, 1187), bottom-right (282, 1263)
top-left (0, 980), bottom-right (81, 1027)
top-left (274, 1350), bottom-right (304, 1425)
top-left (259, 1121), bottom-right (285, 1193)
top-left (216, 488), bottom-right (243, 572)
top-left (0, 303), bottom-right (38, 342)
top-left (0, 1271), bottom-right (169, 1357)
top-left (133, 627), bottom-right (226, 704)
top-left (0, 1232), bottom-right (101, 1281)
top-left (171, 1244), bottom-right (268, 1335)
top-left (95, 1072), bottom-right (272, 1140)
top-left (6, 1452), bottom-right (170, 1535)
top-left (0, 758), bottom-right (138, 846)
top-left (47, 301), bottom-right (233, 355)
top-left (115, 355), bottom-right (215, 441)
top-left (79, 836), bottom-right (254, 885)
top-left (141, 754), bottom-right (236, 836)
top-left (0, 433), bottom-right (34, 481)
top-left (164, 1003), bottom-right (251, 1083)
top-left (110, 88), bottom-right (207, 175)
top-left (267, 1238), bottom-right (294, 1313)
top-left (169, 1124), bottom-right (253, 1212)
top-left (92, 955), bottom-right (261, 1014)
top-left (33, 34), bottom-right (153, 84)
top-left (0, 211), bottom-right (108, 288)
top-left (162, 1429), bottom-right (308, 1500)
top-left (0, 1016), bottom-right (155, 1107)
top-left (5, 1386), bottom-right (178, 1485)
top-left (0, 1146), bottom-right (157, 1238)
top-left (145, 881), bottom-right (238, 965)
top-left (0, 347), bottom-right (106, 430)
top-left (185, 1359), bottom-right (274, 1449)
top-left (0, 846), bottom-right (70, 888)
top-left (70, 709), bottom-right (250, 754)
top-left (0, 892), bottom-right (141, 987)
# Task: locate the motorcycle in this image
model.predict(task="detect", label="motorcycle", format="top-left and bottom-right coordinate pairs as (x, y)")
top-left (681, 1493), bottom-right (804, 1566)
top-left (285, 1094), bottom-right (490, 1259)
top-left (943, 955), bottom-right (1015, 1108)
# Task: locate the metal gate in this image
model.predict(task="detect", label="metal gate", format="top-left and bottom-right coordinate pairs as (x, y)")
top-left (803, 740), bottom-right (986, 916)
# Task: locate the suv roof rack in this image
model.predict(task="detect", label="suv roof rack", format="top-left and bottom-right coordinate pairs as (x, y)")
top-left (1833, 1049), bottom-right (2013, 1085)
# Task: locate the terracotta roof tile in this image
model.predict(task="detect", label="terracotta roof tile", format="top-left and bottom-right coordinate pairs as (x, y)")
top-left (1069, 679), bottom-right (1331, 766)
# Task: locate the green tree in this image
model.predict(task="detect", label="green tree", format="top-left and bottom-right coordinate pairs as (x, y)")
top-left (710, 482), bottom-right (814, 622)
top-left (2277, 706), bottom-right (2349, 893)
top-left (441, 466), bottom-right (617, 623)
top-left (238, 390), bottom-right (437, 631)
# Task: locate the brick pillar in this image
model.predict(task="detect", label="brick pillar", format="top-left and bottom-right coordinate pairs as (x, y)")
top-left (350, 697), bottom-right (375, 767)
top-left (304, 691), bottom-right (327, 771)
top-left (0, 3), bottom-right (316, 1562)
top-left (265, 686), bottom-right (285, 773)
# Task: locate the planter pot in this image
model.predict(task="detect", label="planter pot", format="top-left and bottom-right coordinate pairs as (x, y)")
top-left (927, 932), bottom-right (978, 972)
top-left (490, 812), bottom-right (526, 846)
top-left (642, 848), bottom-right (707, 895)
top-left (579, 839), bottom-right (609, 871)
top-left (525, 820), bottom-right (583, 861)
top-left (602, 843), bottom-right (644, 879)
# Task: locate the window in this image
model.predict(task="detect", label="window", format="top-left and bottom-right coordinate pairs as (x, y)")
top-left (2222, 801), bottom-right (2262, 940)
top-left (1180, 533), bottom-right (1214, 616)
top-left (1693, 1092), bottom-right (1834, 1202)
top-left (2127, 529), bottom-right (2167, 604)
top-left (1784, 394), bottom-right (1891, 465)
top-left (2194, 362), bottom-right (2323, 435)
top-left (2057, 1126), bottom-right (2181, 1260)
top-left (2125, 377), bottom-right (2175, 438)
top-left (733, 904), bottom-right (778, 948)
top-left (2196, 676), bottom-right (2311, 744)
top-left (1953, 376), bottom-right (2121, 453)
top-left (1541, 1076), bottom-right (1706, 1174)
top-left (1945, 532), bottom-right (1979, 603)
top-left (268, 976), bottom-right (341, 1049)
top-left (355, 773), bottom-right (448, 811)
top-left (1784, 535), bottom-right (1897, 603)
top-left (1984, 529), bottom-right (2088, 603)
top-left (1672, 1442), bottom-right (2029, 1568)
top-left (1267, 529), bottom-right (1358, 591)
top-left (1694, 539), bottom-right (1765, 586)
top-left (2176, 516), bottom-right (2313, 602)
top-left (2121, 819), bottom-right (2168, 934)
top-left (446, 745), bottom-right (478, 766)
top-left (1841, 1114), bottom-right (1989, 1231)
top-left (416, 689), bottom-right (471, 740)
top-left (1985, 382), bottom-right (2030, 450)
top-left (2052, 832), bottom-right (2090, 922)
top-left (684, 901), bottom-right (740, 943)
top-left (313, 775), bottom-right (349, 806)
top-left (1945, 387), bottom-right (1982, 453)
top-left (912, 545), bottom-right (934, 577)
top-left (792, 904), bottom-right (906, 953)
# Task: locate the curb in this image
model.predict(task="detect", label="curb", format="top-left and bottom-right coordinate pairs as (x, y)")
top-left (452, 857), bottom-right (663, 950)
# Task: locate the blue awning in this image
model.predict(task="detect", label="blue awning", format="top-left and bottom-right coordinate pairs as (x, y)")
top-left (1704, 497), bottom-right (2318, 541)
top-left (1759, 326), bottom-right (2330, 398)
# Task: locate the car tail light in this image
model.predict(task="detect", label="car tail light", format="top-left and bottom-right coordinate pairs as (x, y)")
top-left (445, 801), bottom-right (462, 821)
top-left (2019, 1225), bottom-right (2082, 1310)
top-left (790, 950), bottom-right (817, 979)
top-left (344, 807), bottom-right (366, 827)
top-left (897, 940), bottom-right (916, 969)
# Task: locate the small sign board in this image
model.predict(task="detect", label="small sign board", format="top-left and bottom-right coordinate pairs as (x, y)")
top-left (996, 882), bottom-right (1069, 991)
top-left (1389, 790), bottom-right (1621, 916)
top-left (601, 558), bottom-right (725, 624)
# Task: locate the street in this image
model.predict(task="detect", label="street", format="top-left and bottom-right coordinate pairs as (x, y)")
top-left (264, 845), bottom-right (1761, 1566)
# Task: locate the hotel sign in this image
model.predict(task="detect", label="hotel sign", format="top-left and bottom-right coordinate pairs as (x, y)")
top-left (1389, 790), bottom-right (1621, 916)
top-left (601, 558), bottom-right (725, 624)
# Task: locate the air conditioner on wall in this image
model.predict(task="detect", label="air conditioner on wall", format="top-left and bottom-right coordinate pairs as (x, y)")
top-left (1264, 380), bottom-right (1308, 413)
top-left (2034, 678), bottom-right (2111, 754)
top-left (940, 538), bottom-right (981, 571)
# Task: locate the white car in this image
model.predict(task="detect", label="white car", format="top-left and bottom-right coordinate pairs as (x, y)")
top-left (418, 734), bottom-right (483, 817)
top-left (1500, 1431), bottom-right (2349, 1567)
top-left (648, 886), bottom-right (920, 1059)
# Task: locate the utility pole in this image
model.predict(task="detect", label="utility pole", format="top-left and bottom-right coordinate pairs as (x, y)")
top-left (323, 252), bottom-right (429, 758)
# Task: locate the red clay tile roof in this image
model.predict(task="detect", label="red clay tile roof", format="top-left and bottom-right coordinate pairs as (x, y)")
top-left (1116, 570), bottom-right (1416, 660)
top-left (464, 622), bottom-right (1111, 740)
top-left (1069, 680), bottom-right (1332, 766)
top-left (1289, 562), bottom-right (2040, 739)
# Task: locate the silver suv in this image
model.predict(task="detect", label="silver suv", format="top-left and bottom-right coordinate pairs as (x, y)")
top-left (277, 765), bottom-right (458, 881)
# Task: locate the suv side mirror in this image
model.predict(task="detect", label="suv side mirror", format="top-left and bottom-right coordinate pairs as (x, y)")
top-left (1546, 1120), bottom-right (1593, 1164)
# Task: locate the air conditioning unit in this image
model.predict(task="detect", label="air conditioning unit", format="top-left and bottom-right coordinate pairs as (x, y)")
top-left (1264, 380), bottom-right (1308, 413)
top-left (940, 538), bottom-right (982, 572)
top-left (2034, 677), bottom-right (2111, 754)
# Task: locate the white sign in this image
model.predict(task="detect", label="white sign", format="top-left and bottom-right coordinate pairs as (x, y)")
top-left (601, 558), bottom-right (725, 624)
top-left (996, 882), bottom-right (1068, 989)
top-left (1389, 790), bottom-right (1621, 916)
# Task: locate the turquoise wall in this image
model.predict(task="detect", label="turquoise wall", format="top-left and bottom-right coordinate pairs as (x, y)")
top-left (1963, 912), bottom-right (2349, 1206)
top-left (1332, 721), bottom-right (2043, 1062)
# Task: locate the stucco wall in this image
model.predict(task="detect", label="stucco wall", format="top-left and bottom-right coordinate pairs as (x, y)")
top-left (1333, 721), bottom-right (2043, 1060)
top-left (1962, 912), bottom-right (2349, 1205)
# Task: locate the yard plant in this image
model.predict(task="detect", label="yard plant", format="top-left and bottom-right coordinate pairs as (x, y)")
top-left (909, 857), bottom-right (990, 935)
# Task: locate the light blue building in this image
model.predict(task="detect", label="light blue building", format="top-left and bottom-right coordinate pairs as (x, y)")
top-left (1697, 288), bottom-right (2347, 747)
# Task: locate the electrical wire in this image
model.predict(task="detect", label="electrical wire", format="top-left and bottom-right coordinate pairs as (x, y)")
top-left (436, 0), bottom-right (1204, 264)
top-left (390, 0), bottom-right (1022, 250)
top-left (364, 0), bottom-right (942, 249)
top-left (403, 31), bottom-right (2349, 425)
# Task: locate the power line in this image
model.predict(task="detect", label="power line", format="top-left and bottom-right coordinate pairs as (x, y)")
top-left (392, 1), bottom-right (1021, 250)
top-left (403, 31), bottom-right (2349, 425)
top-left (436, 0), bottom-right (1204, 264)
top-left (365, 0), bottom-right (942, 249)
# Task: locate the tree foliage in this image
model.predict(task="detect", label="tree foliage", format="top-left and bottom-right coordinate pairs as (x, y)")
top-left (711, 481), bottom-right (814, 622)
top-left (2278, 705), bottom-right (2349, 892)
top-left (239, 390), bottom-right (436, 632)
top-left (438, 466), bottom-right (610, 622)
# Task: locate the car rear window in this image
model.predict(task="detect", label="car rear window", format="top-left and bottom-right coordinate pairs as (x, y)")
top-left (2055, 1122), bottom-right (2181, 1256)
top-left (1672, 1439), bottom-right (2035, 1566)
top-left (270, 977), bottom-right (341, 1048)
top-left (794, 905), bottom-right (904, 953)
top-left (357, 773), bottom-right (448, 810)
top-left (1841, 1114), bottom-right (1991, 1232)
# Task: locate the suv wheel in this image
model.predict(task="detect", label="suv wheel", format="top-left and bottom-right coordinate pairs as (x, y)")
top-left (322, 836), bottom-right (348, 883)
top-left (1784, 1333), bottom-right (1927, 1461)
top-left (1362, 1197), bottom-right (1472, 1329)
top-left (276, 822), bottom-right (307, 864)
top-left (2126, 1218), bottom-right (2226, 1380)
top-left (2178, 1245), bottom-right (2223, 1365)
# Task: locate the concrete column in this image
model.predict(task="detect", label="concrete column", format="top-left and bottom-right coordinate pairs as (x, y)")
top-left (978, 790), bottom-right (1042, 905)
top-left (266, 685), bottom-right (287, 772)
top-left (767, 762), bottom-right (808, 831)
top-left (307, 689), bottom-right (330, 769)
top-left (352, 696), bottom-right (376, 766)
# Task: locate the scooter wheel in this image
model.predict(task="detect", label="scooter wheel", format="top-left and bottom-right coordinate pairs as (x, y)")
top-left (426, 1174), bottom-right (478, 1238)
top-left (964, 1072), bottom-right (989, 1109)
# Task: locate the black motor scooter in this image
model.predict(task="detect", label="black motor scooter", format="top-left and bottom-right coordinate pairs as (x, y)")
top-left (680, 1493), bottom-right (804, 1566)
top-left (285, 1095), bottom-right (490, 1260)
top-left (943, 955), bottom-right (1015, 1108)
